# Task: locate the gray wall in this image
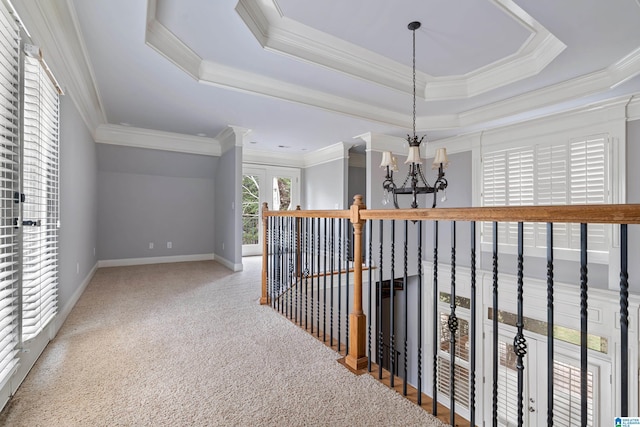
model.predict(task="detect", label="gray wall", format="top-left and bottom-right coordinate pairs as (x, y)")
top-left (58, 96), bottom-right (98, 310)
top-left (214, 146), bottom-right (242, 266)
top-left (347, 165), bottom-right (366, 208)
top-left (97, 144), bottom-right (217, 260)
top-left (304, 159), bottom-right (346, 209)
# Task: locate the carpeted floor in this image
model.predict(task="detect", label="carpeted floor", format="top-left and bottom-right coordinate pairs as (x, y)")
top-left (0, 257), bottom-right (447, 426)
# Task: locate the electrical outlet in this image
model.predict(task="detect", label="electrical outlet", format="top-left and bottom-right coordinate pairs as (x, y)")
top-left (93, 247), bottom-right (96, 256)
top-left (76, 262), bottom-right (79, 274)
top-left (149, 242), bottom-right (154, 249)
top-left (167, 242), bottom-right (172, 249)
top-left (222, 242), bottom-right (225, 250)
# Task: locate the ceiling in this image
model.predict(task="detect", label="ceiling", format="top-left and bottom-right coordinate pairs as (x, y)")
top-left (42, 0), bottom-right (640, 155)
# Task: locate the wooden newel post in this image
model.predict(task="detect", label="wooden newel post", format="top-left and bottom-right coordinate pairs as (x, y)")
top-left (345, 194), bottom-right (368, 371)
top-left (260, 202), bottom-right (269, 305)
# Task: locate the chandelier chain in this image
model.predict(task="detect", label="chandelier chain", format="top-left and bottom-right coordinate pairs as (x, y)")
top-left (412, 27), bottom-right (417, 139)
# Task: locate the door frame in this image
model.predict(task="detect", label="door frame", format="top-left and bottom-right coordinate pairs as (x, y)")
top-left (242, 165), bottom-right (300, 256)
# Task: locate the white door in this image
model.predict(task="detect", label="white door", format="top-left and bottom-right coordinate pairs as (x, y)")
top-left (485, 332), bottom-right (539, 426)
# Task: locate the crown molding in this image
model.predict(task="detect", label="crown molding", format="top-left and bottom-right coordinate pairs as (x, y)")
top-left (14, 0), bottom-right (107, 135)
top-left (198, 60), bottom-right (408, 128)
top-left (243, 148), bottom-right (305, 168)
top-left (237, 0), bottom-right (565, 101)
top-left (95, 124), bottom-right (222, 156)
top-left (436, 95), bottom-right (635, 150)
top-left (145, 5), bottom-right (200, 80)
top-left (627, 95), bottom-right (640, 121)
top-left (217, 126), bottom-right (252, 153)
top-left (302, 142), bottom-right (350, 168)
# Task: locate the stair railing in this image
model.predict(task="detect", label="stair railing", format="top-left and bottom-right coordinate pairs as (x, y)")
top-left (261, 195), bottom-right (640, 427)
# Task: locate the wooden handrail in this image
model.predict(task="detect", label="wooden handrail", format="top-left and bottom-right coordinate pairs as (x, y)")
top-left (265, 204), bottom-right (640, 224)
top-left (263, 209), bottom-right (350, 219)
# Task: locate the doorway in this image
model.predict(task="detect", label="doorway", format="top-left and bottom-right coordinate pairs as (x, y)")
top-left (242, 166), bottom-right (300, 256)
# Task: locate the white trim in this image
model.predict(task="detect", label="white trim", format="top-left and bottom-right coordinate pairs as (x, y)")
top-left (217, 125), bottom-right (252, 154)
top-left (243, 148), bottom-right (305, 168)
top-left (303, 142), bottom-right (349, 168)
top-left (213, 254), bottom-right (243, 272)
top-left (95, 124), bottom-right (222, 156)
top-left (53, 262), bottom-right (98, 336)
top-left (98, 253), bottom-right (215, 268)
top-left (235, 0), bottom-right (566, 101)
top-left (627, 94), bottom-right (640, 121)
top-left (12, 0), bottom-right (107, 133)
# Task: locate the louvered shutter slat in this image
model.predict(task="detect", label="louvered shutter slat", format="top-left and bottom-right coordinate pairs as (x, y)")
top-left (21, 55), bottom-right (59, 342)
top-left (0, 1), bottom-right (20, 387)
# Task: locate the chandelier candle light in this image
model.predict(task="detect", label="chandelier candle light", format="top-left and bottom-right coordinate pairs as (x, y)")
top-left (381, 21), bottom-right (449, 209)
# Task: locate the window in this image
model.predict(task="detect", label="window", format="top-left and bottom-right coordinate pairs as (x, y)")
top-left (0, 1), bottom-right (60, 390)
top-left (481, 135), bottom-right (609, 254)
top-left (21, 53), bottom-right (59, 341)
top-left (0, 0), bottom-right (21, 386)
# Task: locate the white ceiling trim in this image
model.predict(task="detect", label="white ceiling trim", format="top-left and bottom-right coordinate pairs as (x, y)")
top-left (198, 61), bottom-right (409, 127)
top-left (243, 148), bottom-right (305, 168)
top-left (14, 0), bottom-right (107, 135)
top-left (236, 0), bottom-right (566, 101)
top-left (147, 0), bottom-right (640, 136)
top-left (302, 141), bottom-right (350, 168)
top-left (95, 124), bottom-right (222, 156)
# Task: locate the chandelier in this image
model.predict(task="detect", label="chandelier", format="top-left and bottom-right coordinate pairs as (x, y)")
top-left (380, 21), bottom-right (449, 209)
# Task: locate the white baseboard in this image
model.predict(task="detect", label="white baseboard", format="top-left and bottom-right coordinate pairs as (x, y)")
top-left (53, 261), bottom-right (98, 336)
top-left (213, 254), bottom-right (243, 272)
top-left (98, 253), bottom-right (215, 268)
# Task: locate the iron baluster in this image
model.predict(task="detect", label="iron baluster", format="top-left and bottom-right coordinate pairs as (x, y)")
top-left (304, 218), bottom-right (310, 331)
top-left (448, 221), bottom-right (458, 427)
top-left (368, 219), bottom-right (373, 372)
top-left (403, 220), bottom-right (409, 396)
top-left (323, 218), bottom-right (327, 342)
top-left (310, 218), bottom-right (315, 334)
top-left (345, 220), bottom-right (350, 356)
top-left (316, 217), bottom-right (321, 338)
top-left (432, 220), bottom-right (439, 414)
top-left (289, 216), bottom-right (294, 319)
top-left (338, 219), bottom-right (342, 352)
top-left (470, 221), bottom-right (477, 427)
top-left (514, 222), bottom-right (527, 427)
top-left (580, 223), bottom-right (588, 427)
top-left (492, 221), bottom-right (498, 427)
top-left (390, 220), bottom-right (396, 388)
top-left (620, 224), bottom-right (629, 416)
top-left (330, 218), bottom-right (335, 348)
top-left (417, 220), bottom-right (423, 406)
top-left (378, 220), bottom-right (384, 379)
top-left (547, 222), bottom-right (554, 426)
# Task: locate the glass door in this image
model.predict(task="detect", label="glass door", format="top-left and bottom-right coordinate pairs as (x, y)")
top-left (242, 169), bottom-right (264, 256)
top-left (242, 166), bottom-right (299, 256)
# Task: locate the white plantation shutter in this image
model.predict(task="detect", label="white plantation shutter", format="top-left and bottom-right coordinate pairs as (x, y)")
top-left (553, 359), bottom-right (595, 426)
top-left (437, 313), bottom-right (470, 410)
top-left (0, 1), bottom-right (20, 384)
top-left (481, 136), bottom-right (609, 252)
top-left (21, 54), bottom-right (59, 341)
top-left (569, 137), bottom-right (607, 249)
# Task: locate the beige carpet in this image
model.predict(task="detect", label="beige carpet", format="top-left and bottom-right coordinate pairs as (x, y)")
top-left (0, 257), bottom-right (447, 427)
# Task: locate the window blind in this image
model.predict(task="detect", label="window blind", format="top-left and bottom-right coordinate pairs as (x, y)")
top-left (481, 136), bottom-right (608, 252)
top-left (0, 0), bottom-right (20, 385)
top-left (21, 54), bottom-right (59, 341)
top-left (553, 359), bottom-right (595, 426)
top-left (437, 313), bottom-right (470, 409)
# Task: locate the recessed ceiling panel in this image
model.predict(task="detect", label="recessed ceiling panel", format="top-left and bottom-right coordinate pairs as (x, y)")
top-left (275, 0), bottom-right (531, 76)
